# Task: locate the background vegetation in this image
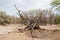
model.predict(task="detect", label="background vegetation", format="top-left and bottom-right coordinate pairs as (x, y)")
top-left (0, 10), bottom-right (21, 25)
top-left (0, 0), bottom-right (60, 26)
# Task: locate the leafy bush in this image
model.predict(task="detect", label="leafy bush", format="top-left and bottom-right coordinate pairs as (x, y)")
top-left (56, 15), bottom-right (60, 24)
top-left (0, 10), bottom-right (21, 25)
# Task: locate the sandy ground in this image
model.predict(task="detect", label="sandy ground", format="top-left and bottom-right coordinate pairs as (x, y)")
top-left (0, 24), bottom-right (60, 40)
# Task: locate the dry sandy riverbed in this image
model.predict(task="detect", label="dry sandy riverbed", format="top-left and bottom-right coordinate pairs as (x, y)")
top-left (0, 24), bottom-right (60, 40)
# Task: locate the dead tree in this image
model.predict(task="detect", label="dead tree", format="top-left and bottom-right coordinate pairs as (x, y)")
top-left (14, 5), bottom-right (41, 31)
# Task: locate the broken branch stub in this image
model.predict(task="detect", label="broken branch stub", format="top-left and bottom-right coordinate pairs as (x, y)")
top-left (14, 5), bottom-right (24, 20)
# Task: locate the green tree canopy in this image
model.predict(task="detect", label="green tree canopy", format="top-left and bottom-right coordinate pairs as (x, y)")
top-left (50, 0), bottom-right (60, 7)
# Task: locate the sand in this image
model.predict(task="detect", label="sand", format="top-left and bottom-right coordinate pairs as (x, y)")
top-left (0, 24), bottom-right (60, 40)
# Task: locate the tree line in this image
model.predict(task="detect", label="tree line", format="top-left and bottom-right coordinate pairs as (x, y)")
top-left (0, 8), bottom-right (60, 26)
top-left (0, 10), bottom-right (21, 25)
top-left (19, 9), bottom-right (60, 26)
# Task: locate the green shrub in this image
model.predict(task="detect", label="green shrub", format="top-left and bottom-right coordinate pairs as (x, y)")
top-left (0, 10), bottom-right (21, 25)
top-left (56, 15), bottom-right (60, 24)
